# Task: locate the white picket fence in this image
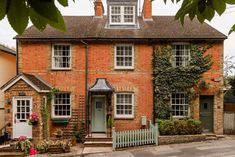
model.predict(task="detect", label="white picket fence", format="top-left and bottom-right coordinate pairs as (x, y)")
top-left (224, 112), bottom-right (235, 134)
top-left (112, 121), bottom-right (158, 149)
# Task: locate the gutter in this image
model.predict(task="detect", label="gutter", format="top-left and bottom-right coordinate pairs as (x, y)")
top-left (16, 40), bottom-right (19, 75)
top-left (81, 40), bottom-right (89, 134)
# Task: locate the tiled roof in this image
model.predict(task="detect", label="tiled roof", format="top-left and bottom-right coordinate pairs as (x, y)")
top-left (1, 73), bottom-right (52, 92)
top-left (17, 16), bottom-right (226, 40)
top-left (0, 44), bottom-right (15, 55)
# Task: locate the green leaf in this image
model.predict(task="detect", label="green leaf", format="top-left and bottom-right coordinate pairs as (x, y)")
top-left (7, 0), bottom-right (29, 34)
top-left (212, 0), bottom-right (226, 15)
top-left (229, 24), bottom-right (235, 35)
top-left (58, 0), bottom-right (68, 7)
top-left (28, 0), bottom-right (59, 22)
top-left (202, 5), bottom-right (215, 21)
top-left (225, 0), bottom-right (235, 4)
top-left (0, 0), bottom-right (7, 20)
top-left (29, 8), bottom-right (47, 31)
top-left (47, 10), bottom-right (66, 32)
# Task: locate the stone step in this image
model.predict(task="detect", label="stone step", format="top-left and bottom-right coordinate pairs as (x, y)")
top-left (0, 152), bottom-right (24, 157)
top-left (205, 136), bottom-right (218, 140)
top-left (85, 137), bottom-right (112, 142)
top-left (84, 141), bottom-right (112, 147)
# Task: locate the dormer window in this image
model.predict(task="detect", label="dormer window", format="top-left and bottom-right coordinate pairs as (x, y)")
top-left (110, 6), bottom-right (135, 25)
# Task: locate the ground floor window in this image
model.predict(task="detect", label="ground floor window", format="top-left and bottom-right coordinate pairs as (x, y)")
top-left (171, 92), bottom-right (189, 117)
top-left (115, 93), bottom-right (134, 118)
top-left (52, 93), bottom-right (71, 118)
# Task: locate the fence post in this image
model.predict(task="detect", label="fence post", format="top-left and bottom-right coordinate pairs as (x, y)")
top-left (155, 123), bottom-right (159, 146)
top-left (112, 127), bottom-right (116, 150)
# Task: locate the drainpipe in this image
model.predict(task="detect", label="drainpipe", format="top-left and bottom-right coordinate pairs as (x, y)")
top-left (16, 40), bottom-right (19, 75)
top-left (81, 40), bottom-right (89, 135)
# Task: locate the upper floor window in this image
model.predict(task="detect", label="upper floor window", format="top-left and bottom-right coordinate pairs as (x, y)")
top-left (172, 92), bottom-right (189, 117)
top-left (52, 44), bottom-right (71, 70)
top-left (114, 44), bottom-right (134, 69)
top-left (115, 93), bottom-right (134, 118)
top-left (110, 6), bottom-right (135, 25)
top-left (172, 44), bottom-right (190, 67)
top-left (52, 93), bottom-right (71, 118)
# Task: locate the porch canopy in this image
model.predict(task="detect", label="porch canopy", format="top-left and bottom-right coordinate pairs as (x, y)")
top-left (89, 78), bottom-right (113, 92)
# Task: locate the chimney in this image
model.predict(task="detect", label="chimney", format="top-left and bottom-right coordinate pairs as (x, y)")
top-left (142, 0), bottom-right (152, 20)
top-left (94, 0), bottom-right (104, 17)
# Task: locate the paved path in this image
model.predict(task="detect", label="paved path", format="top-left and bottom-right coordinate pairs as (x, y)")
top-left (85, 137), bottom-right (235, 157)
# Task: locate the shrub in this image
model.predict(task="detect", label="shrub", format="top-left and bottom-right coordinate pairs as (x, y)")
top-left (157, 119), bottom-right (203, 135)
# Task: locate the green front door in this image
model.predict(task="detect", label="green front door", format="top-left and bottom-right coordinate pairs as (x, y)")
top-left (92, 96), bottom-right (105, 132)
top-left (200, 96), bottom-right (213, 133)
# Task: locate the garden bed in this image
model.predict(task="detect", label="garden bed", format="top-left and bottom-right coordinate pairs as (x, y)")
top-left (159, 134), bottom-right (206, 145)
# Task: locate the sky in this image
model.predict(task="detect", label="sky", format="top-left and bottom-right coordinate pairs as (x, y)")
top-left (0, 0), bottom-right (235, 58)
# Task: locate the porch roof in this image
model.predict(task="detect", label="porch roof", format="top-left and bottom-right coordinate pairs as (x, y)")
top-left (89, 78), bottom-right (114, 92)
top-left (0, 73), bottom-right (52, 93)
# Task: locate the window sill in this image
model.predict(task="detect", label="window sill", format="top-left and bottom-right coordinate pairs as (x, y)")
top-left (114, 68), bottom-right (135, 71)
top-left (51, 68), bottom-right (72, 71)
top-left (114, 117), bottom-right (134, 120)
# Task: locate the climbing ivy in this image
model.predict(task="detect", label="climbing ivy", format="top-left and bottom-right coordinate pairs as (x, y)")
top-left (153, 45), bottom-right (212, 119)
top-left (41, 88), bottom-right (59, 140)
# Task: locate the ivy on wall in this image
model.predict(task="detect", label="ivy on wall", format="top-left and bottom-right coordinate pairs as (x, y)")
top-left (153, 45), bottom-right (212, 119)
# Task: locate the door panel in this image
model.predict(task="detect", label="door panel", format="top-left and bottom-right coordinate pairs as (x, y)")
top-left (92, 97), bottom-right (105, 132)
top-left (200, 96), bottom-right (213, 133)
top-left (13, 97), bottom-right (32, 138)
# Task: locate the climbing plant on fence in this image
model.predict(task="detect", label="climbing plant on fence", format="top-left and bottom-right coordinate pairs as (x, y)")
top-left (153, 45), bottom-right (212, 119)
top-left (41, 88), bottom-right (59, 140)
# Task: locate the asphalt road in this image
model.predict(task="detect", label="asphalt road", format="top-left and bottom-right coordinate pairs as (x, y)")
top-left (86, 137), bottom-right (235, 157)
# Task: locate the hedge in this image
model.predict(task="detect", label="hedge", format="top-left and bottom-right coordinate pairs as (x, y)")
top-left (157, 119), bottom-right (203, 135)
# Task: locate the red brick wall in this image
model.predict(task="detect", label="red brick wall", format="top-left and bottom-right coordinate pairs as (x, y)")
top-left (17, 41), bottom-right (224, 134)
top-left (4, 80), bottom-right (43, 143)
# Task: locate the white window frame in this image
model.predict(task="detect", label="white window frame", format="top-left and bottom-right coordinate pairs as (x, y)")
top-left (52, 44), bottom-right (72, 70)
top-left (114, 44), bottom-right (134, 69)
top-left (109, 5), bottom-right (135, 25)
top-left (172, 43), bottom-right (191, 67)
top-left (52, 93), bottom-right (72, 119)
top-left (114, 93), bottom-right (134, 118)
top-left (171, 92), bottom-right (189, 118)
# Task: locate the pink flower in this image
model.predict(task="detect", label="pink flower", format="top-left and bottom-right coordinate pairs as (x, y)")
top-left (18, 136), bottom-right (27, 141)
top-left (30, 147), bottom-right (37, 155)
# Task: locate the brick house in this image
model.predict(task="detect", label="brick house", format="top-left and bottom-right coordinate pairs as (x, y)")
top-left (1, 0), bottom-right (226, 142)
top-left (0, 45), bottom-right (16, 129)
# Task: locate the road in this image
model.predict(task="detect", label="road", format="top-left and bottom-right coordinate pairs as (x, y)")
top-left (85, 137), bottom-right (235, 157)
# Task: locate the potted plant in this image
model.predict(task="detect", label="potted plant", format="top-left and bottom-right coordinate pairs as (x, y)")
top-left (54, 129), bottom-right (63, 138)
top-left (28, 113), bottom-right (39, 125)
top-left (107, 115), bottom-right (114, 137)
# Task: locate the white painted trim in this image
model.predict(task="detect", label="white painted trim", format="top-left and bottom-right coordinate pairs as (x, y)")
top-left (91, 95), bottom-right (107, 132)
top-left (1, 76), bottom-right (50, 93)
top-left (114, 92), bottom-right (134, 119)
top-left (51, 93), bottom-right (72, 119)
top-left (114, 44), bottom-right (135, 70)
top-left (171, 92), bottom-right (190, 118)
top-left (12, 96), bottom-right (33, 139)
top-left (109, 5), bottom-right (135, 25)
top-left (51, 44), bottom-right (72, 70)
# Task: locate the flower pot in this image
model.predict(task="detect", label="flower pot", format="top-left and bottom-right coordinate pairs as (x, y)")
top-left (31, 121), bottom-right (38, 125)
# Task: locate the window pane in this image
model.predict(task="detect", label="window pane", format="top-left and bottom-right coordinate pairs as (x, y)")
top-left (54, 93), bottom-right (71, 117)
top-left (171, 93), bottom-right (188, 117)
top-left (172, 45), bottom-right (190, 67)
top-left (116, 93), bottom-right (133, 116)
top-left (53, 45), bottom-right (71, 68)
top-left (115, 45), bottom-right (133, 68)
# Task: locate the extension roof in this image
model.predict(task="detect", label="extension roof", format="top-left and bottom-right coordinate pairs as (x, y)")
top-left (0, 44), bottom-right (15, 55)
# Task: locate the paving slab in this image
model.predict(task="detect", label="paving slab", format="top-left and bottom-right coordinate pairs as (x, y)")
top-left (82, 147), bottom-right (113, 155)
